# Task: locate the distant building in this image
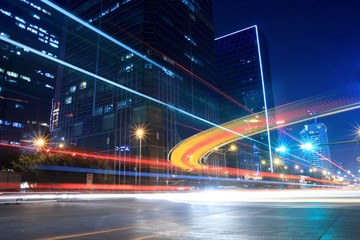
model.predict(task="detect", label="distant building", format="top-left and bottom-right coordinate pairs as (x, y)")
top-left (215, 25), bottom-right (276, 171)
top-left (299, 122), bottom-right (333, 171)
top-left (0, 0), bottom-right (63, 145)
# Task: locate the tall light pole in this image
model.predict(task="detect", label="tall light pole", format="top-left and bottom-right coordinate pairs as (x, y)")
top-left (136, 129), bottom-right (144, 186)
top-left (229, 144), bottom-right (238, 179)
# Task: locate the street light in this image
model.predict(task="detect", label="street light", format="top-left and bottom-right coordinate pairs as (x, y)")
top-left (295, 165), bottom-right (299, 169)
top-left (36, 139), bottom-right (44, 147)
top-left (301, 142), bottom-right (313, 150)
top-left (273, 158), bottom-right (281, 166)
top-left (136, 128), bottom-right (144, 186)
top-left (261, 160), bottom-right (266, 165)
top-left (275, 146), bottom-right (286, 153)
top-left (229, 144), bottom-right (237, 151)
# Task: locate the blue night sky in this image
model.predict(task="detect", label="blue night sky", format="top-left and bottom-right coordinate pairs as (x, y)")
top-left (213, 0), bottom-right (360, 171)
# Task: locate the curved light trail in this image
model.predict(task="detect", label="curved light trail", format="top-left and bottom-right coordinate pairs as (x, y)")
top-left (169, 89), bottom-right (360, 171)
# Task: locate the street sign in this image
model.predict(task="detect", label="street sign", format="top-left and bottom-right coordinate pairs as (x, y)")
top-left (86, 173), bottom-right (93, 185)
top-left (356, 156), bottom-right (360, 162)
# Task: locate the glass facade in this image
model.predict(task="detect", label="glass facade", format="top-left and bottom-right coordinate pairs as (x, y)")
top-left (215, 25), bottom-right (276, 172)
top-left (300, 122), bottom-right (332, 171)
top-left (0, 0), bottom-right (63, 145)
top-left (51, 0), bottom-right (219, 184)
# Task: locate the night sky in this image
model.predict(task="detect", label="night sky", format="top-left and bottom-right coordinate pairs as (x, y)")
top-left (213, 0), bottom-right (360, 171)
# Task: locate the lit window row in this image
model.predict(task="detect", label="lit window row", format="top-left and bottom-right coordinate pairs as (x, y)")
top-left (20, 75), bottom-right (31, 82)
top-left (19, 0), bottom-right (52, 16)
top-left (9, 9), bottom-right (60, 48)
top-left (45, 84), bottom-right (54, 89)
top-left (184, 34), bottom-right (197, 46)
top-left (163, 68), bottom-right (175, 78)
top-left (6, 71), bottom-right (18, 78)
top-left (41, 50), bottom-right (57, 58)
top-left (181, 0), bottom-right (198, 13)
top-left (0, 120), bottom-right (24, 128)
top-left (0, 9), bottom-right (11, 17)
top-left (184, 52), bottom-right (203, 66)
top-left (0, 32), bottom-right (10, 38)
top-left (121, 53), bottom-right (134, 61)
top-left (88, 0), bottom-right (132, 23)
top-left (124, 64), bottom-right (133, 72)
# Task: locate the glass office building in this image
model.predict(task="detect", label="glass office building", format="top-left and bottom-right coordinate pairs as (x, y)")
top-left (0, 0), bottom-right (63, 146)
top-left (215, 25), bottom-right (275, 173)
top-left (51, 0), bottom-right (219, 184)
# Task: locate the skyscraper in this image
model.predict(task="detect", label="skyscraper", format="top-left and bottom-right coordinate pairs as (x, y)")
top-left (299, 122), bottom-right (332, 171)
top-left (0, 0), bottom-right (63, 146)
top-left (215, 25), bottom-right (275, 172)
top-left (51, 0), bottom-right (219, 183)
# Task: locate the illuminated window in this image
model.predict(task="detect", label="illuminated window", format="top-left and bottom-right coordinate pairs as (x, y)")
top-left (104, 104), bottom-right (113, 113)
top-left (20, 75), bottom-right (31, 82)
top-left (0, 9), bottom-right (11, 17)
top-left (42, 9), bottom-right (52, 16)
top-left (7, 71), bottom-right (18, 78)
top-left (94, 106), bottom-right (103, 116)
top-left (15, 104), bottom-right (23, 109)
top-left (30, 3), bottom-right (41, 11)
top-left (15, 16), bottom-right (26, 24)
top-left (12, 122), bottom-right (24, 128)
top-left (184, 35), bottom-right (197, 46)
top-left (79, 81), bottom-right (87, 90)
top-left (16, 22), bottom-right (26, 29)
top-left (69, 85), bottom-right (76, 93)
top-left (33, 14), bottom-right (40, 20)
top-left (49, 42), bottom-right (58, 48)
top-left (45, 84), bottom-right (54, 89)
top-left (0, 32), bottom-right (10, 38)
top-left (0, 68), bottom-right (4, 73)
top-left (65, 96), bottom-right (72, 104)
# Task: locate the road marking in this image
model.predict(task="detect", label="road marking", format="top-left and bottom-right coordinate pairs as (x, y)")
top-left (130, 225), bottom-right (204, 240)
top-left (130, 208), bottom-right (270, 240)
top-left (38, 207), bottom-right (270, 240)
top-left (37, 218), bottom-right (186, 240)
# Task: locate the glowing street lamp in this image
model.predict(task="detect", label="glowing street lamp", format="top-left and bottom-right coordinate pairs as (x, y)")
top-left (36, 139), bottom-right (44, 147)
top-left (261, 160), bottom-right (266, 165)
top-left (295, 165), bottom-right (299, 169)
top-left (273, 158), bottom-right (281, 166)
top-left (301, 142), bottom-right (313, 150)
top-left (275, 146), bottom-right (286, 153)
top-left (136, 128), bottom-right (145, 186)
top-left (229, 144), bottom-right (237, 151)
top-left (284, 166), bottom-right (288, 170)
top-left (322, 170), bottom-right (327, 175)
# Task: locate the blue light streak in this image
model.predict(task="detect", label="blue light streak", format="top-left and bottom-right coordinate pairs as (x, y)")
top-left (0, 36), bottom-right (261, 145)
top-left (32, 165), bottom-right (338, 188)
top-left (40, 0), bottom-right (173, 77)
top-left (255, 25), bottom-right (274, 173)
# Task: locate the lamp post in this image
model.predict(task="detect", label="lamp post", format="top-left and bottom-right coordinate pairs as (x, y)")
top-left (136, 129), bottom-right (144, 186)
top-left (229, 144), bottom-right (239, 179)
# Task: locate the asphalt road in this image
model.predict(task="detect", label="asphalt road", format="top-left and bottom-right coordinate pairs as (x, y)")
top-left (1, 193), bottom-right (360, 240)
